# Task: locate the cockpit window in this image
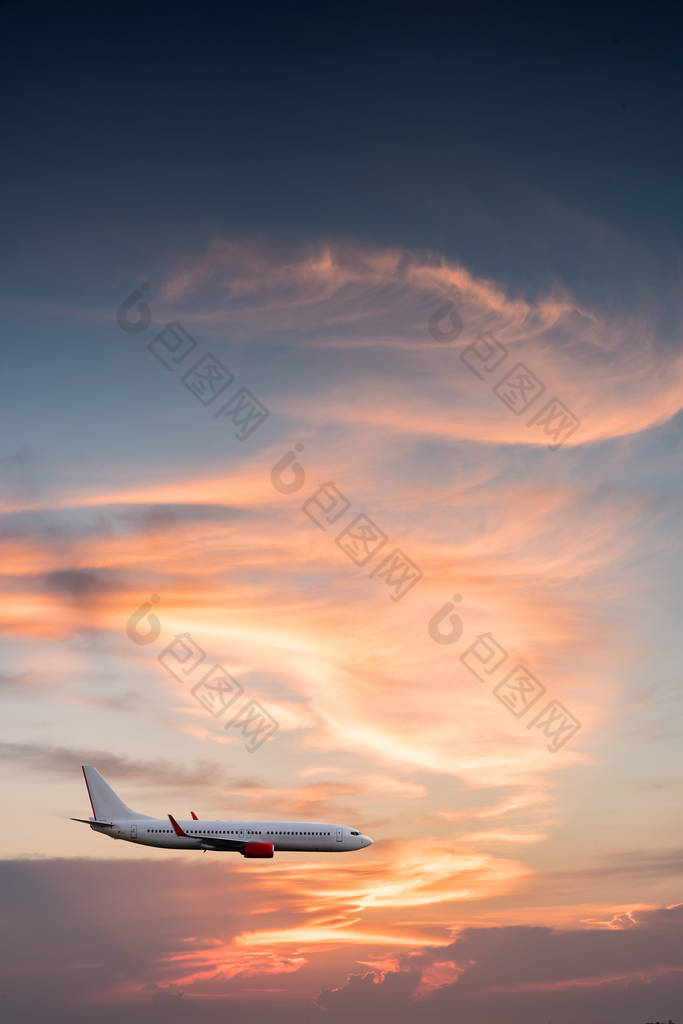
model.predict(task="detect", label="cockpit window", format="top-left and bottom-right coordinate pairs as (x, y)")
top-left (350, 830), bottom-right (360, 835)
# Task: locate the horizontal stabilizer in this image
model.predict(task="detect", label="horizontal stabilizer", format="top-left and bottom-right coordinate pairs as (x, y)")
top-left (70, 817), bottom-right (114, 827)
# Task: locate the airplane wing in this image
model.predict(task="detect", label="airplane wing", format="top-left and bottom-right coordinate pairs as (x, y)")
top-left (168, 813), bottom-right (245, 851)
top-left (195, 835), bottom-right (246, 851)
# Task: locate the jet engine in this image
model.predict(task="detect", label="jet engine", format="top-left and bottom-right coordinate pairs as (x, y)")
top-left (243, 842), bottom-right (274, 858)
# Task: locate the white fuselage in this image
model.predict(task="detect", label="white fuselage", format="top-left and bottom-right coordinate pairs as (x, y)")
top-left (88, 818), bottom-right (373, 853)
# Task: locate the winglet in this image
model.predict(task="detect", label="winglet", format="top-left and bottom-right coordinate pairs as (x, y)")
top-left (191, 811), bottom-right (198, 820)
top-left (168, 813), bottom-right (187, 837)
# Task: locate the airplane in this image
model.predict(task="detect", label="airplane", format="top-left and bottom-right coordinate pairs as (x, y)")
top-left (71, 766), bottom-right (373, 858)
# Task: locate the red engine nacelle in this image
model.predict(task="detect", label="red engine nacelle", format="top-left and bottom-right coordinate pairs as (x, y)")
top-left (243, 842), bottom-right (274, 858)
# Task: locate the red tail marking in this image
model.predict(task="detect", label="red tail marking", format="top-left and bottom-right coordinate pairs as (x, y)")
top-left (82, 766), bottom-right (96, 820)
top-left (191, 811), bottom-right (198, 820)
top-left (168, 813), bottom-right (188, 837)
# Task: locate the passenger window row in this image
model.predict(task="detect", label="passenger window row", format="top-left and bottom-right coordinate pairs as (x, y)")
top-left (148, 828), bottom-right (332, 835)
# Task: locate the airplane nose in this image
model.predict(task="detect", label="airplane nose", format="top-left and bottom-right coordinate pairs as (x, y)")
top-left (363, 835), bottom-right (373, 847)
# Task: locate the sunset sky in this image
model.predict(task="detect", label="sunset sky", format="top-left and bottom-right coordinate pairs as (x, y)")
top-left (2, 4), bottom-right (683, 1022)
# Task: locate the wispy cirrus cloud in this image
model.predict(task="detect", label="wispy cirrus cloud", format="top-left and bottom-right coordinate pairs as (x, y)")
top-left (3, 237), bottom-right (681, 1017)
top-left (150, 237), bottom-right (683, 448)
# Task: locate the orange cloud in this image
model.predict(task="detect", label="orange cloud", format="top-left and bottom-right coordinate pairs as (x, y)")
top-left (152, 237), bottom-right (683, 448)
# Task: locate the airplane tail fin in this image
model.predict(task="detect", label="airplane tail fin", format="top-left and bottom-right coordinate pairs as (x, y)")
top-left (82, 766), bottom-right (152, 821)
